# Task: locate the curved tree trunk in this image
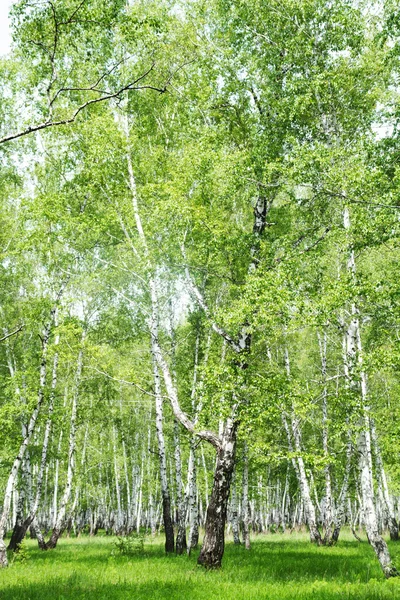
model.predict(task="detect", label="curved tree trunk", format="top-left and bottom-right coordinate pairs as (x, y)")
top-left (197, 419), bottom-right (238, 568)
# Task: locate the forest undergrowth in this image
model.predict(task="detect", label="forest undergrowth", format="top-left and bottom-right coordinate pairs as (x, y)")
top-left (2, 531), bottom-right (400, 600)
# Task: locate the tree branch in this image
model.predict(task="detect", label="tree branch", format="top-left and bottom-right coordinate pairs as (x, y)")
top-left (153, 334), bottom-right (221, 449)
top-left (0, 64), bottom-right (167, 145)
top-left (0, 325), bottom-right (23, 343)
top-left (181, 244), bottom-right (243, 354)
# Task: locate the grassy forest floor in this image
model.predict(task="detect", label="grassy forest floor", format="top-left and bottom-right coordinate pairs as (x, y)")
top-left (2, 531), bottom-right (400, 599)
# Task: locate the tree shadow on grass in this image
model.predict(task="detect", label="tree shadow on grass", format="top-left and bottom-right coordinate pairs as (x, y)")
top-left (0, 577), bottom-right (397, 600)
top-left (0, 579), bottom-right (202, 600)
top-left (221, 539), bottom-right (386, 583)
top-left (8, 536), bottom-right (397, 593)
top-left (19, 538), bottom-right (172, 568)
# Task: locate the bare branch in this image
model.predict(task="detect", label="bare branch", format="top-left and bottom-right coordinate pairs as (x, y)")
top-left (49, 56), bottom-right (128, 107)
top-left (181, 246), bottom-right (243, 353)
top-left (0, 64), bottom-right (167, 145)
top-left (86, 365), bottom-right (160, 398)
top-left (272, 227), bottom-right (331, 268)
top-left (0, 325), bottom-right (24, 343)
top-left (59, 0), bottom-right (88, 26)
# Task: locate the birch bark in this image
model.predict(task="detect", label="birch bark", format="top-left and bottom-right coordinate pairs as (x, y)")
top-left (47, 332), bottom-right (84, 549)
top-left (284, 347), bottom-right (322, 544)
top-left (230, 467), bottom-right (241, 544)
top-left (343, 206), bottom-right (397, 578)
top-left (371, 419), bottom-right (398, 541)
top-left (8, 325), bottom-right (60, 550)
top-left (0, 282), bottom-right (66, 567)
top-left (241, 443), bottom-right (251, 549)
top-left (152, 355), bottom-right (175, 552)
top-left (317, 330), bottom-right (334, 544)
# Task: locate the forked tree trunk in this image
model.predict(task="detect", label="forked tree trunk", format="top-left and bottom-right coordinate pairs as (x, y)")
top-left (197, 419), bottom-right (238, 568)
top-left (32, 519), bottom-right (47, 550)
top-left (123, 118), bottom-right (269, 569)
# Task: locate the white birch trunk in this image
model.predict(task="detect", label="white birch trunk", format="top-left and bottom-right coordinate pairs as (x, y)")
top-left (0, 294), bottom-right (62, 566)
top-left (371, 419), bottom-right (398, 540)
top-left (174, 420), bottom-right (187, 554)
top-left (187, 441), bottom-right (199, 551)
top-left (112, 426), bottom-right (123, 533)
top-left (47, 332), bottom-right (84, 549)
top-left (285, 347), bottom-right (321, 544)
top-left (343, 206), bottom-right (397, 577)
top-left (8, 326), bottom-right (60, 550)
top-left (318, 330), bottom-right (334, 544)
top-left (152, 355), bottom-right (174, 552)
top-left (242, 442), bottom-right (251, 549)
top-left (230, 467), bottom-right (241, 544)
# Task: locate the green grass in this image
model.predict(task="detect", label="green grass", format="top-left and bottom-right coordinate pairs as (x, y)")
top-left (2, 531), bottom-right (400, 599)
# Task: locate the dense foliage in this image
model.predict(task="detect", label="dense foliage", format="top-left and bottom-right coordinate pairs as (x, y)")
top-left (1, 0), bottom-right (400, 581)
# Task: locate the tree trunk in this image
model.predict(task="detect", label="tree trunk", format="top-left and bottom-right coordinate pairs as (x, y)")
top-left (152, 356), bottom-right (175, 553)
top-left (285, 347), bottom-right (321, 544)
top-left (174, 420), bottom-right (187, 555)
top-left (197, 419), bottom-right (238, 568)
top-left (8, 471), bottom-right (26, 552)
top-left (371, 419), bottom-right (398, 541)
top-left (318, 330), bottom-right (334, 545)
top-left (242, 443), bottom-right (251, 549)
top-left (47, 334), bottom-right (84, 549)
top-left (230, 467), bottom-right (241, 544)
top-left (9, 329), bottom-right (60, 551)
top-left (331, 429), bottom-right (352, 543)
top-left (187, 441), bottom-right (199, 551)
top-left (358, 425), bottom-right (397, 577)
top-left (0, 289), bottom-right (64, 566)
top-left (343, 206), bottom-right (398, 578)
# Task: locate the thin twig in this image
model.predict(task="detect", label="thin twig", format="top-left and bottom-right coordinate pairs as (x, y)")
top-left (0, 325), bottom-right (24, 343)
